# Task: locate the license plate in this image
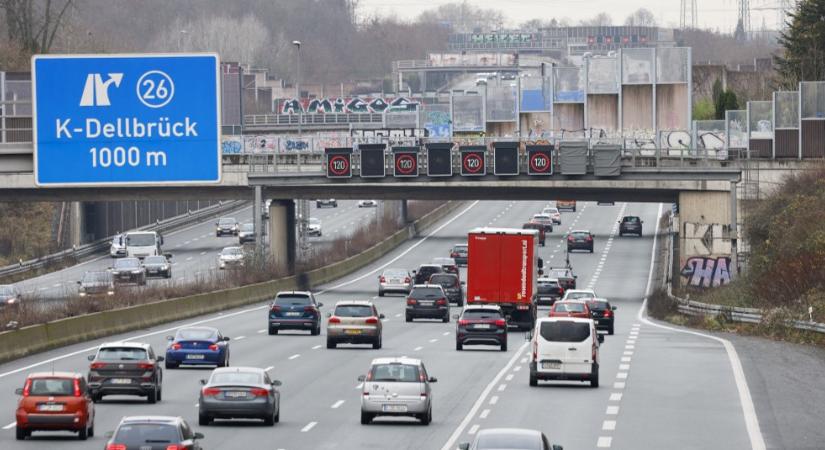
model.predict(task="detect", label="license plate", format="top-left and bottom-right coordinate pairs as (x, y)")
top-left (419, 301), bottom-right (433, 306)
top-left (186, 354), bottom-right (205, 360)
top-left (111, 378), bottom-right (132, 384)
top-left (149, 270), bottom-right (158, 273)
top-left (344, 329), bottom-right (361, 335)
top-left (38, 404), bottom-right (63, 412)
top-left (285, 312), bottom-right (301, 317)
top-left (542, 362), bottom-right (561, 370)
top-left (225, 391), bottom-right (247, 398)
top-left (474, 324), bottom-right (491, 329)
top-left (382, 404), bottom-right (407, 413)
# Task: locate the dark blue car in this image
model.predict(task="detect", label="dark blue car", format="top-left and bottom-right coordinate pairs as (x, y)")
top-left (165, 326), bottom-right (230, 369)
top-left (268, 291), bottom-right (323, 335)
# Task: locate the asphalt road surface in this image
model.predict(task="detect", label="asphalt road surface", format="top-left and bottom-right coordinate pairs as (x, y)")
top-left (0, 201), bottom-right (767, 449)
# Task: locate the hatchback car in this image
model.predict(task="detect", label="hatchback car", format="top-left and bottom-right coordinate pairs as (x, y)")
top-left (267, 291), bottom-right (323, 335)
top-left (619, 216), bottom-right (644, 237)
top-left (456, 305), bottom-right (507, 351)
top-left (588, 298), bottom-right (617, 335)
top-left (110, 257), bottom-right (146, 285)
top-left (15, 372), bottom-right (95, 440)
top-left (378, 268), bottom-right (413, 296)
top-left (432, 257), bottom-right (460, 277)
top-left (216, 217), bottom-right (239, 236)
top-left (358, 200), bottom-right (378, 208)
top-left (0, 284), bottom-right (22, 308)
top-left (536, 277), bottom-right (564, 306)
top-left (541, 207), bottom-right (562, 224)
top-left (77, 271), bottom-right (115, 298)
top-left (143, 255), bottom-right (172, 279)
top-left (522, 222), bottom-right (546, 246)
top-left (530, 214), bottom-right (554, 232)
top-left (316, 198), bottom-right (337, 208)
top-left (406, 284), bottom-right (450, 322)
top-left (109, 234), bottom-right (126, 258)
top-left (164, 327), bottom-right (230, 369)
top-left (327, 301), bottom-right (384, 349)
top-left (561, 289), bottom-right (597, 301)
top-left (218, 246), bottom-right (245, 269)
top-left (545, 267), bottom-right (577, 290)
top-left (567, 230), bottom-right (594, 253)
top-left (413, 264), bottom-right (444, 284)
top-left (460, 428), bottom-right (563, 450)
top-left (449, 243), bottom-right (468, 266)
top-left (556, 200), bottom-right (576, 212)
top-left (358, 357), bottom-right (437, 425)
top-left (429, 273), bottom-right (463, 306)
top-left (307, 217), bottom-right (322, 236)
top-left (238, 222), bottom-right (256, 244)
top-left (199, 367), bottom-right (281, 426)
top-left (529, 317), bottom-right (601, 387)
top-left (87, 342), bottom-right (163, 403)
top-left (105, 416), bottom-right (203, 450)
top-left (548, 301), bottom-right (592, 319)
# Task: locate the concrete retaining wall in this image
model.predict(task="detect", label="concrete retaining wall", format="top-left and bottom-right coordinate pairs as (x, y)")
top-left (0, 202), bottom-right (457, 364)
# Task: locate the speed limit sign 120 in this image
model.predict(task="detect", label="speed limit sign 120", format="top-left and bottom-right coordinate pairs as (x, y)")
top-left (392, 147), bottom-right (419, 178)
top-left (325, 147), bottom-right (352, 178)
top-left (460, 146), bottom-right (486, 177)
top-left (527, 145), bottom-right (554, 176)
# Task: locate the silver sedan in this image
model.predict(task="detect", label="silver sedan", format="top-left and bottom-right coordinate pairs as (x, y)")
top-left (198, 367), bottom-right (281, 426)
top-left (378, 268), bottom-right (413, 296)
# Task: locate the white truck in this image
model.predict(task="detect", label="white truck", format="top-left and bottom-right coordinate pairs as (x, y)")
top-left (124, 231), bottom-right (164, 259)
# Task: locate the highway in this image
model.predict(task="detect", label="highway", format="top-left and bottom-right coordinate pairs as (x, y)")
top-left (0, 199), bottom-right (764, 449)
top-left (13, 200), bottom-right (378, 301)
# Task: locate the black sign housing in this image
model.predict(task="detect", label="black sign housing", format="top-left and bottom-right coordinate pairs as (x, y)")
top-left (493, 141), bottom-right (519, 176)
top-left (359, 143), bottom-right (386, 178)
top-left (325, 147), bottom-right (353, 178)
top-left (426, 143), bottom-right (453, 177)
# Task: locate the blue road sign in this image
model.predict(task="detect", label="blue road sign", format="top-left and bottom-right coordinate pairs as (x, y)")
top-left (32, 54), bottom-right (220, 186)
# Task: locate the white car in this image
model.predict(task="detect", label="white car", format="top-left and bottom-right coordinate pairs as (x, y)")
top-left (218, 246), bottom-right (245, 269)
top-left (358, 200), bottom-right (378, 208)
top-left (561, 289), bottom-right (597, 301)
top-left (529, 317), bottom-right (602, 387)
top-left (109, 234), bottom-right (126, 258)
top-left (307, 218), bottom-right (322, 236)
top-left (541, 207), bottom-right (562, 225)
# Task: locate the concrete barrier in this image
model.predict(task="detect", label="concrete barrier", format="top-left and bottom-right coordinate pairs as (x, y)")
top-left (0, 201), bottom-right (458, 364)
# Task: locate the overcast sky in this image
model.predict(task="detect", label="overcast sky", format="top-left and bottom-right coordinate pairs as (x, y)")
top-left (357, 0), bottom-right (786, 34)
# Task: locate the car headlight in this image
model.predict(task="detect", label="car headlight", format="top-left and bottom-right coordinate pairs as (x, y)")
top-left (6, 298), bottom-right (16, 304)
top-left (162, 265), bottom-right (169, 270)
top-left (132, 270), bottom-right (142, 274)
top-left (79, 292), bottom-right (87, 297)
top-left (107, 290), bottom-right (115, 296)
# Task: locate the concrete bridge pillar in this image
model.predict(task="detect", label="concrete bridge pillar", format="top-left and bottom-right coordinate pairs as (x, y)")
top-left (400, 199), bottom-right (409, 225)
top-left (268, 199), bottom-right (296, 275)
top-left (676, 189), bottom-right (737, 289)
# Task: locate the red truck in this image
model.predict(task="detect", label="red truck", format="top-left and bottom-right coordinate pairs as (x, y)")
top-left (466, 228), bottom-right (542, 330)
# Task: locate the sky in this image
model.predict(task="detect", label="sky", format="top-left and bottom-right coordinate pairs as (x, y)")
top-left (357, 0), bottom-right (788, 34)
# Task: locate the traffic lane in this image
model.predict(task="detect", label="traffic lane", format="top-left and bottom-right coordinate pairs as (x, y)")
top-left (307, 200), bottom-right (379, 243)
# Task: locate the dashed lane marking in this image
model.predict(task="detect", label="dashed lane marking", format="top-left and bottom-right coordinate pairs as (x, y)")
top-left (505, 374), bottom-right (514, 381)
top-left (3, 422), bottom-right (16, 430)
top-left (301, 421), bottom-right (317, 432)
top-left (609, 393), bottom-right (623, 401)
top-left (331, 400), bottom-right (345, 409)
top-left (479, 409), bottom-right (490, 419)
top-left (606, 405), bottom-right (620, 415)
top-left (616, 372), bottom-right (628, 379)
top-left (264, 366), bottom-right (274, 372)
top-left (497, 384), bottom-right (507, 392)
top-left (414, 346), bottom-right (423, 351)
top-left (489, 396), bottom-right (499, 405)
top-left (355, 383), bottom-right (363, 390)
top-left (613, 382), bottom-right (626, 389)
top-left (619, 364), bottom-right (630, 371)
top-left (597, 436), bottom-right (612, 448)
top-left (235, 336), bottom-right (246, 341)
top-left (312, 345), bottom-right (322, 350)
top-left (257, 329), bottom-right (266, 334)
top-left (602, 420), bottom-right (617, 431)
top-left (288, 354), bottom-right (301, 360)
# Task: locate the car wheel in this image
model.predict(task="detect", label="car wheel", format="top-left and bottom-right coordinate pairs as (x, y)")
top-left (589, 247), bottom-right (594, 253)
top-left (311, 323), bottom-right (320, 336)
top-left (198, 412), bottom-right (212, 426)
top-left (619, 232), bottom-right (623, 237)
top-left (442, 314), bottom-right (449, 323)
top-left (165, 360), bottom-right (178, 370)
top-left (378, 289), bottom-right (384, 297)
top-left (590, 363), bottom-right (600, 388)
top-left (268, 326), bottom-right (278, 335)
top-left (405, 315), bottom-right (412, 323)
top-left (157, 386), bottom-right (162, 401)
top-left (373, 335), bottom-right (382, 349)
top-left (501, 341), bottom-right (508, 352)
top-left (78, 424), bottom-right (88, 440)
top-left (15, 427), bottom-right (28, 440)
top-left (263, 411), bottom-right (275, 426)
top-left (609, 325), bottom-right (615, 336)
top-left (360, 411), bottom-right (372, 425)
top-left (147, 387), bottom-right (157, 404)
top-left (456, 341), bottom-right (463, 351)
top-left (274, 406), bottom-right (280, 423)
top-left (326, 338), bottom-right (336, 349)
top-left (88, 422), bottom-right (94, 437)
top-left (529, 371), bottom-right (538, 387)
top-left (91, 393), bottom-right (102, 403)
top-left (421, 406), bottom-right (432, 425)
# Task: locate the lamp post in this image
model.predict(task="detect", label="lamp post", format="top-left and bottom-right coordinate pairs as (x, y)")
top-left (292, 40), bottom-right (302, 135)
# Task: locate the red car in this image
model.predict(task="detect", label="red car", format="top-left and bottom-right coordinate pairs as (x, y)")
top-left (548, 300), bottom-right (592, 319)
top-left (15, 372), bottom-right (95, 440)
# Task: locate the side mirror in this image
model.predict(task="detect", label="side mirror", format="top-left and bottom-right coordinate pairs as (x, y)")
top-left (76, 280), bottom-right (82, 285)
top-left (459, 443), bottom-right (471, 450)
top-left (15, 388), bottom-right (23, 395)
top-left (357, 375), bottom-right (366, 382)
top-left (194, 432), bottom-right (205, 440)
top-left (164, 253), bottom-right (173, 259)
top-left (598, 334), bottom-right (605, 344)
top-left (574, 275), bottom-right (578, 279)
top-left (428, 377), bottom-right (438, 383)
top-left (326, 312), bottom-right (332, 318)
top-left (412, 270), bottom-right (417, 274)
top-left (271, 380), bottom-right (282, 387)
top-left (537, 257), bottom-right (544, 269)
top-left (641, 221), bottom-right (645, 224)
top-left (617, 220), bottom-right (621, 224)
top-left (223, 337), bottom-right (231, 341)
top-left (156, 356), bottom-right (164, 362)
top-left (538, 269), bottom-right (544, 276)
top-left (166, 335), bottom-right (174, 341)
top-left (612, 306), bottom-right (617, 311)
top-left (199, 379), bottom-right (207, 385)
top-left (87, 355), bottom-right (95, 361)
top-left (317, 302), bottom-right (324, 308)
top-left (379, 314), bottom-right (385, 319)
top-left (461, 281), bottom-right (466, 286)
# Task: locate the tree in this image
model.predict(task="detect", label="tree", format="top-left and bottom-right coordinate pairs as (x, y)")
top-left (0, 0), bottom-right (74, 54)
top-left (774, 0), bottom-right (825, 89)
top-left (579, 13), bottom-right (612, 27)
top-left (416, 1), bottom-right (504, 32)
top-left (693, 99), bottom-right (715, 120)
top-left (624, 8), bottom-right (656, 27)
top-left (714, 90), bottom-right (739, 120)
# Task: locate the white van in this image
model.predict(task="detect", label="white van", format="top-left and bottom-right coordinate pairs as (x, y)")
top-left (124, 231), bottom-right (163, 259)
top-left (528, 317), bottom-right (602, 387)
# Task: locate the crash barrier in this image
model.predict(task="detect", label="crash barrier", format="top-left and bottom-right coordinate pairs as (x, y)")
top-left (0, 201), bottom-right (457, 364)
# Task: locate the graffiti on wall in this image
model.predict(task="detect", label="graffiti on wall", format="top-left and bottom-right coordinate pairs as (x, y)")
top-left (681, 256), bottom-right (731, 288)
top-left (278, 97), bottom-right (418, 114)
top-left (424, 110), bottom-right (451, 138)
top-left (221, 137), bottom-right (242, 154)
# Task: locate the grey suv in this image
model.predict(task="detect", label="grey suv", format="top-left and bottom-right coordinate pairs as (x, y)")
top-left (359, 357), bottom-right (437, 425)
top-left (87, 342), bottom-right (163, 403)
top-left (110, 257), bottom-right (147, 285)
top-left (406, 284), bottom-right (450, 323)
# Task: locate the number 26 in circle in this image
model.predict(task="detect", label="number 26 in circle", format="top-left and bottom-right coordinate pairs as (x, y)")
top-left (137, 70), bottom-right (175, 108)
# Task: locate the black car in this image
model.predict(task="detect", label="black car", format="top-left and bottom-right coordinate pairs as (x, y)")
top-left (87, 343), bottom-right (163, 403)
top-left (619, 216), bottom-right (644, 237)
top-left (77, 271), bottom-right (115, 298)
top-left (432, 257), bottom-right (460, 277)
top-left (316, 199), bottom-right (338, 208)
top-left (545, 267), bottom-right (577, 290)
top-left (406, 285), bottom-right (450, 322)
top-left (429, 273), bottom-right (463, 306)
top-left (413, 264), bottom-right (444, 284)
top-left (105, 416), bottom-right (203, 450)
top-left (0, 284), bottom-right (22, 308)
top-left (566, 230), bottom-right (594, 253)
top-left (449, 243), bottom-right (468, 266)
top-left (588, 298), bottom-right (616, 335)
top-left (536, 278), bottom-right (564, 306)
top-left (268, 291), bottom-right (323, 335)
top-left (143, 255), bottom-right (172, 279)
top-left (110, 257), bottom-right (147, 285)
top-left (215, 217), bottom-right (239, 236)
top-left (455, 306), bottom-right (508, 351)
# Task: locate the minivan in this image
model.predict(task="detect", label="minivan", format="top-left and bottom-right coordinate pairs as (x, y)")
top-left (528, 317), bottom-right (602, 387)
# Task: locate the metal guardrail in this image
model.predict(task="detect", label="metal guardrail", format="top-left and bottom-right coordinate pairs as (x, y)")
top-left (0, 200), bottom-right (248, 280)
top-left (244, 113), bottom-right (384, 127)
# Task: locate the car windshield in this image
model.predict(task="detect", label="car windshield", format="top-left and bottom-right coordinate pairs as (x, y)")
top-left (82, 272), bottom-right (111, 283)
top-left (476, 433), bottom-right (541, 449)
top-left (114, 259), bottom-right (140, 269)
top-left (566, 292), bottom-right (594, 300)
top-left (411, 287), bottom-right (443, 298)
top-left (538, 279), bottom-right (558, 287)
top-left (210, 371), bottom-right (262, 385)
top-left (429, 275), bottom-right (457, 288)
top-left (554, 302), bottom-right (586, 313)
top-left (452, 245), bottom-right (467, 252)
top-left (462, 309), bottom-right (502, 320)
top-left (334, 305), bottom-right (373, 317)
top-left (370, 364), bottom-right (421, 382)
top-left (145, 256), bottom-right (166, 264)
top-left (0, 285), bottom-right (16, 295)
top-left (308, 218), bottom-right (321, 225)
top-left (241, 223), bottom-right (254, 231)
top-left (540, 321), bottom-right (591, 342)
top-left (221, 248), bottom-right (242, 256)
top-left (572, 232), bottom-right (590, 238)
top-left (97, 347), bottom-right (147, 361)
top-left (589, 301), bottom-right (610, 311)
top-left (544, 208), bottom-right (559, 214)
top-left (623, 216), bottom-right (641, 223)
top-left (176, 328), bottom-right (217, 341)
top-left (382, 269), bottom-right (408, 277)
top-left (275, 295), bottom-right (311, 306)
top-left (28, 378), bottom-right (74, 396)
top-left (219, 218), bottom-right (235, 225)
top-left (125, 233), bottom-right (155, 247)
top-left (112, 235), bottom-right (123, 245)
top-left (533, 214), bottom-right (550, 220)
top-left (114, 423), bottom-right (180, 445)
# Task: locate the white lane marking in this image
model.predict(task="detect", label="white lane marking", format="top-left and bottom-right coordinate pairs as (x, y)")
top-left (355, 383), bottom-right (363, 390)
top-left (395, 313), bottom-right (402, 318)
top-left (429, 339), bottom-right (438, 343)
top-left (264, 366), bottom-right (274, 372)
top-left (257, 329), bottom-right (266, 334)
top-left (443, 332), bottom-right (450, 336)
top-left (479, 409), bottom-right (490, 419)
top-left (621, 356), bottom-right (632, 362)
top-left (414, 346), bottom-right (423, 351)
top-left (200, 251), bottom-right (207, 255)
top-left (613, 382), bottom-right (626, 389)
top-left (312, 345), bottom-right (322, 350)
top-left (619, 364), bottom-right (630, 370)
top-left (2, 421), bottom-right (16, 430)
top-left (520, 357), bottom-right (527, 364)
top-left (625, 345), bottom-right (635, 350)
top-left (316, 201), bottom-right (479, 295)
top-left (616, 372), bottom-right (628, 379)
top-left (597, 436), bottom-right (613, 448)
top-left (513, 365), bottom-right (521, 372)
top-left (301, 421), bottom-right (317, 432)
top-left (331, 400), bottom-right (345, 409)
top-left (235, 336), bottom-right (246, 341)
top-left (637, 202), bottom-right (765, 450)
top-left (489, 396), bottom-right (499, 405)
top-left (468, 424), bottom-right (480, 435)
top-left (497, 384), bottom-right (507, 392)
top-left (602, 420), bottom-right (617, 430)
top-left (623, 351), bottom-right (634, 356)
top-left (609, 393), bottom-right (623, 402)
top-left (505, 373), bottom-right (514, 381)
top-left (288, 354), bottom-right (300, 360)
top-left (186, 256), bottom-right (193, 261)
top-left (440, 342), bottom-right (527, 450)
top-left (606, 405), bottom-right (620, 415)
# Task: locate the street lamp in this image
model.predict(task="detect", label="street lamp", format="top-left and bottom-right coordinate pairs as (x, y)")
top-left (292, 40), bottom-right (302, 134)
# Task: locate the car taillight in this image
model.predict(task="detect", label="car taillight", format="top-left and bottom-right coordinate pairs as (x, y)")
top-left (604, 309), bottom-right (613, 317)
top-left (407, 298), bottom-right (417, 305)
top-left (450, 252), bottom-right (458, 257)
top-left (379, 276), bottom-right (386, 283)
top-left (404, 277), bottom-right (411, 283)
top-left (329, 316), bottom-right (341, 324)
top-left (166, 445), bottom-right (185, 450)
top-left (73, 378), bottom-right (82, 397)
top-left (365, 317), bottom-right (379, 324)
top-left (304, 306), bottom-right (318, 314)
top-left (567, 235), bottom-right (575, 241)
top-left (137, 362), bottom-right (155, 370)
top-left (586, 235), bottom-right (593, 241)
top-left (270, 305), bottom-right (281, 313)
top-left (250, 388), bottom-right (269, 397)
top-left (559, 287), bottom-right (564, 296)
top-left (106, 445), bottom-right (127, 450)
top-left (458, 319), bottom-right (469, 326)
top-left (171, 343), bottom-right (181, 350)
top-left (21, 379), bottom-right (31, 397)
top-left (436, 298), bottom-right (447, 306)
top-left (208, 344), bottom-right (219, 351)
top-left (495, 319), bottom-right (506, 327)
top-left (202, 387), bottom-right (221, 397)
top-left (90, 362), bottom-right (107, 370)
